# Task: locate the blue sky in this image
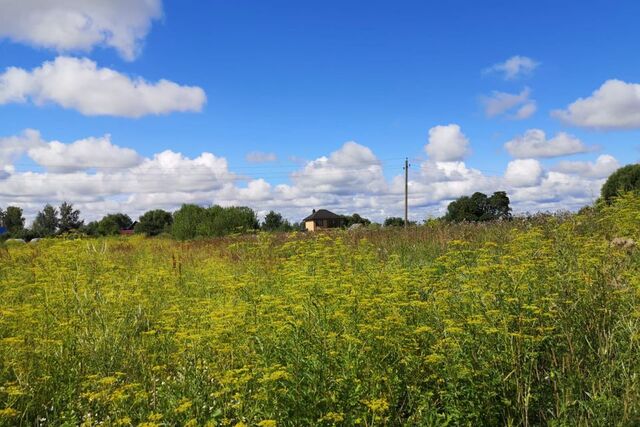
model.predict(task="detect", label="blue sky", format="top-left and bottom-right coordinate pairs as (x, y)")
top-left (0, 0), bottom-right (639, 221)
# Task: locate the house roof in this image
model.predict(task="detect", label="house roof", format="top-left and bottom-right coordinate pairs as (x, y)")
top-left (303, 209), bottom-right (343, 222)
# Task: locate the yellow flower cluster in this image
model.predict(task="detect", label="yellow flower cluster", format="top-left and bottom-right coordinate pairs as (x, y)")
top-left (1, 194), bottom-right (639, 425)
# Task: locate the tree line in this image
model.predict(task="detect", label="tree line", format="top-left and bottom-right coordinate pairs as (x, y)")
top-left (0, 195), bottom-right (511, 242)
top-left (3, 163), bottom-right (638, 241)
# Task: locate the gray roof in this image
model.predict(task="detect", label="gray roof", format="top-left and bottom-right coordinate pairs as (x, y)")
top-left (303, 209), bottom-right (342, 222)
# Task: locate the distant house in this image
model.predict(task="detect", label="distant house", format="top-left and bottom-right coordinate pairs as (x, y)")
top-left (303, 209), bottom-right (344, 232)
top-left (0, 227), bottom-right (6, 236)
top-left (119, 222), bottom-right (138, 236)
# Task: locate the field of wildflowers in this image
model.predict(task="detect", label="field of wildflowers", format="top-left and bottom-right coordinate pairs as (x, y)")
top-left (1, 194), bottom-right (639, 426)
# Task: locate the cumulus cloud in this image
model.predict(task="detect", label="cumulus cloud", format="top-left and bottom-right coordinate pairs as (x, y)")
top-left (508, 171), bottom-right (604, 212)
top-left (553, 155), bottom-right (620, 179)
top-left (552, 80), bottom-right (640, 129)
top-left (504, 129), bottom-right (592, 159)
top-left (1, 129), bottom-right (141, 172)
top-left (425, 124), bottom-right (470, 162)
top-left (0, 56), bottom-right (206, 117)
top-left (291, 141), bottom-right (387, 194)
top-left (481, 87), bottom-right (536, 119)
top-left (0, 0), bottom-right (162, 60)
top-left (0, 129), bottom-right (44, 165)
top-left (484, 56), bottom-right (539, 80)
top-left (504, 159), bottom-right (544, 187)
top-left (28, 135), bottom-right (142, 173)
top-left (246, 151), bottom-right (277, 163)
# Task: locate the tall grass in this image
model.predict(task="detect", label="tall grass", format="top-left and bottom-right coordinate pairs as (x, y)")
top-left (1, 194), bottom-right (639, 426)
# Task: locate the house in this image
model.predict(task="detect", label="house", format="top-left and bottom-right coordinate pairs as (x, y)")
top-left (119, 222), bottom-right (138, 236)
top-left (303, 209), bottom-right (344, 232)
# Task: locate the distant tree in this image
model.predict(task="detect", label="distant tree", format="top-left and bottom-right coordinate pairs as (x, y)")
top-left (172, 204), bottom-right (260, 240)
top-left (487, 191), bottom-right (512, 220)
top-left (32, 204), bottom-right (59, 237)
top-left (342, 213), bottom-right (372, 228)
top-left (262, 210), bottom-right (292, 232)
top-left (58, 202), bottom-right (83, 233)
top-left (172, 204), bottom-right (207, 240)
top-left (81, 221), bottom-right (100, 236)
top-left (135, 209), bottom-right (173, 236)
top-left (290, 221), bottom-right (305, 231)
top-left (4, 206), bottom-right (25, 234)
top-left (601, 164), bottom-right (640, 203)
top-left (384, 217), bottom-right (406, 227)
top-left (445, 191), bottom-right (512, 222)
top-left (208, 205), bottom-right (259, 236)
top-left (97, 213), bottom-right (133, 236)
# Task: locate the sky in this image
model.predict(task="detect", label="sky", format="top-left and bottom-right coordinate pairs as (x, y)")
top-left (1, 0), bottom-right (639, 223)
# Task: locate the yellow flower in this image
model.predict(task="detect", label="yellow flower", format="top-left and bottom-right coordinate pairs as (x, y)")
top-left (115, 417), bottom-right (132, 426)
top-left (175, 399), bottom-right (193, 414)
top-left (364, 398), bottom-right (389, 414)
top-left (321, 412), bottom-right (345, 423)
top-left (0, 408), bottom-right (19, 418)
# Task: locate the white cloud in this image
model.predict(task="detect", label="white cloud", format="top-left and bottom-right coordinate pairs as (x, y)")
top-left (1, 129), bottom-right (141, 172)
top-left (291, 141), bottom-right (387, 194)
top-left (508, 171), bottom-right (604, 212)
top-left (0, 56), bottom-right (206, 117)
top-left (552, 79), bottom-right (640, 129)
top-left (0, 129), bottom-right (43, 165)
top-left (28, 134), bottom-right (142, 173)
top-left (0, 131), bottom-right (625, 224)
top-left (481, 87), bottom-right (536, 119)
top-left (553, 154), bottom-right (620, 179)
top-left (0, 0), bottom-right (162, 60)
top-left (504, 159), bottom-right (544, 187)
top-left (515, 102), bottom-right (537, 119)
top-left (504, 129), bottom-right (591, 159)
top-left (246, 151), bottom-right (277, 163)
top-left (425, 124), bottom-right (470, 162)
top-left (484, 55), bottom-right (539, 80)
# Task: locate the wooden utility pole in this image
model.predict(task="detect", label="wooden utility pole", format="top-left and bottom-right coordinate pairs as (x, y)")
top-left (404, 157), bottom-right (409, 228)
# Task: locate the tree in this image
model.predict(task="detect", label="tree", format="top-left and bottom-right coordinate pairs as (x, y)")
top-left (81, 221), bottom-right (100, 236)
top-left (384, 217), bottom-right (406, 227)
top-left (261, 210), bottom-right (292, 232)
top-left (342, 213), bottom-right (371, 228)
top-left (172, 204), bottom-right (207, 240)
top-left (58, 202), bottom-right (83, 233)
top-left (601, 164), bottom-right (640, 203)
top-left (445, 191), bottom-right (512, 222)
top-left (135, 209), bottom-right (173, 236)
top-left (97, 213), bottom-right (133, 236)
top-left (32, 204), bottom-right (59, 237)
top-left (207, 205), bottom-right (259, 236)
top-left (172, 204), bottom-right (260, 240)
top-left (487, 191), bottom-right (512, 220)
top-left (3, 206), bottom-right (25, 234)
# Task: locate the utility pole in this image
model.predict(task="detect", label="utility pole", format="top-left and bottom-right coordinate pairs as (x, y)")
top-left (404, 157), bottom-right (409, 228)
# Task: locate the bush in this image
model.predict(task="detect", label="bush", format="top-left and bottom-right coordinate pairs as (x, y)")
top-left (445, 191), bottom-right (512, 222)
top-left (172, 204), bottom-right (259, 240)
top-left (97, 213), bottom-right (133, 236)
top-left (601, 164), bottom-right (640, 203)
top-left (135, 209), bottom-right (173, 236)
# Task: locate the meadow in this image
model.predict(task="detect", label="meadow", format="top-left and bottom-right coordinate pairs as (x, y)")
top-left (1, 194), bottom-right (639, 426)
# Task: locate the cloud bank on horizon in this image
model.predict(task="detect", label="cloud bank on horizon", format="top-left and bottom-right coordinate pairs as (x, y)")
top-left (0, 126), bottom-right (621, 222)
top-left (0, 1), bottom-right (638, 223)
